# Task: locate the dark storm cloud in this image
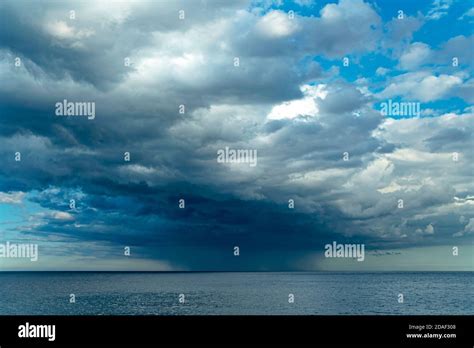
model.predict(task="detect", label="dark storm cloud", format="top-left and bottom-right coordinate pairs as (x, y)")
top-left (0, 0), bottom-right (472, 270)
top-left (0, 1), bottom-right (251, 90)
top-left (0, 4), bottom-right (137, 89)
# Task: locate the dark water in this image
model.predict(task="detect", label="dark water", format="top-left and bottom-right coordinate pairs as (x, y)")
top-left (0, 272), bottom-right (472, 315)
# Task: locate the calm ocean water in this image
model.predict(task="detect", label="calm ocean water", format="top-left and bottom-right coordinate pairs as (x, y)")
top-left (0, 272), bottom-right (472, 315)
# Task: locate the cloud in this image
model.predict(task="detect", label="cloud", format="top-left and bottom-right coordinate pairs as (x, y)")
top-left (0, 191), bottom-right (25, 204)
top-left (464, 219), bottom-right (474, 233)
top-left (454, 218), bottom-right (474, 237)
top-left (435, 35), bottom-right (474, 69)
top-left (300, 0), bottom-right (382, 57)
top-left (416, 223), bottom-right (435, 235)
top-left (255, 10), bottom-right (300, 38)
top-left (378, 71), bottom-right (464, 102)
top-left (382, 15), bottom-right (424, 55)
top-left (0, 0), bottom-right (472, 270)
top-left (317, 82), bottom-right (371, 114)
top-left (458, 7), bottom-right (474, 20)
top-left (51, 211), bottom-right (74, 221)
top-left (398, 42), bottom-right (432, 70)
top-left (266, 84), bottom-right (326, 120)
top-left (376, 67), bottom-right (390, 76)
top-left (426, 0), bottom-right (453, 20)
top-left (45, 20), bottom-right (94, 41)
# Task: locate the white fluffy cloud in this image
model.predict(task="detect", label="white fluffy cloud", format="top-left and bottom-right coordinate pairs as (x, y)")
top-left (399, 42), bottom-right (432, 70)
top-left (255, 10), bottom-right (300, 38)
top-left (267, 84), bottom-right (327, 120)
top-left (379, 71), bottom-right (464, 102)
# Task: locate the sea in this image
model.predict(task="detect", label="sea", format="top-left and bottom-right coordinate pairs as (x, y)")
top-left (0, 272), bottom-right (472, 315)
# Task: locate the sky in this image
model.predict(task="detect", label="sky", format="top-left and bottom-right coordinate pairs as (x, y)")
top-left (0, 0), bottom-right (473, 271)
